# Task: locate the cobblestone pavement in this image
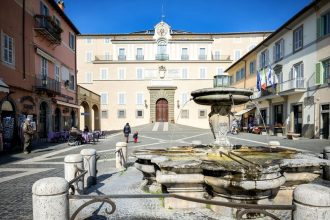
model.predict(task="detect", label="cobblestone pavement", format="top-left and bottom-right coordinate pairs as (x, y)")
top-left (0, 123), bottom-right (329, 219)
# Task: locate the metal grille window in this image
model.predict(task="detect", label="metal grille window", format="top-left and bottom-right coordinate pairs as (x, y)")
top-left (118, 110), bottom-right (126, 118)
top-left (199, 109), bottom-right (207, 118)
top-left (69, 33), bottom-right (75, 50)
top-left (293, 26), bottom-right (303, 52)
top-left (101, 110), bottom-right (108, 119)
top-left (181, 110), bottom-right (189, 119)
top-left (2, 33), bottom-right (14, 65)
top-left (100, 93), bottom-right (108, 105)
top-left (118, 93), bottom-right (126, 105)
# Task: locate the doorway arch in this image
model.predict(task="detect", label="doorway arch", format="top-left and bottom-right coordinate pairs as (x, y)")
top-left (156, 98), bottom-right (168, 122)
top-left (71, 110), bottom-right (76, 128)
top-left (92, 105), bottom-right (100, 131)
top-left (39, 102), bottom-right (48, 138)
top-left (80, 101), bottom-right (90, 130)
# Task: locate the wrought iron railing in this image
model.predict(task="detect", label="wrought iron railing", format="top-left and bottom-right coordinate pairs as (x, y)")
top-left (278, 77), bottom-right (305, 92)
top-left (118, 55), bottom-right (126, 61)
top-left (94, 55), bottom-right (113, 61)
top-left (212, 54), bottom-right (231, 61)
top-left (35, 75), bottom-right (61, 94)
top-left (135, 55), bottom-right (144, 60)
top-left (156, 54), bottom-right (169, 61)
top-left (198, 54), bottom-right (207, 60)
top-left (34, 15), bottom-right (63, 44)
top-left (181, 54), bottom-right (189, 60)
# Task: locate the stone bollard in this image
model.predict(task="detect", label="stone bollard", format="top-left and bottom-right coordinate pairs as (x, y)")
top-left (293, 184), bottom-right (330, 220)
top-left (323, 146), bottom-right (330, 181)
top-left (80, 148), bottom-right (97, 188)
top-left (32, 177), bottom-right (69, 220)
top-left (64, 154), bottom-right (84, 194)
top-left (116, 142), bottom-right (127, 169)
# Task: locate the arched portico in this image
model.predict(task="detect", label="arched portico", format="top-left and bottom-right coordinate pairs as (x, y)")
top-left (80, 101), bottom-right (91, 130)
top-left (92, 104), bottom-right (100, 130)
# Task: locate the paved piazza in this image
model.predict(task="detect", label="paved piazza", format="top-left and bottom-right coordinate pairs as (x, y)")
top-left (0, 124), bottom-right (329, 219)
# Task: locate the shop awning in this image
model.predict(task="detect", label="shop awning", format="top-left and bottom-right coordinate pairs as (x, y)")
top-left (56, 100), bottom-right (80, 109)
top-left (234, 108), bottom-right (255, 116)
top-left (0, 79), bottom-right (9, 93)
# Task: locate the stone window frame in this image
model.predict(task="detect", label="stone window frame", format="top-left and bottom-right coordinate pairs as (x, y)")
top-left (198, 109), bottom-right (207, 118)
top-left (136, 109), bottom-right (144, 118)
top-left (117, 109), bottom-right (126, 118)
top-left (181, 109), bottom-right (189, 119)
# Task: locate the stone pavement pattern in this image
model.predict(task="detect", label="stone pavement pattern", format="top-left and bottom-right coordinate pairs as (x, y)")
top-left (0, 123), bottom-right (329, 219)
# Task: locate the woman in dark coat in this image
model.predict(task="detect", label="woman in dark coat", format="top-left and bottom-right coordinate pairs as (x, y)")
top-left (123, 123), bottom-right (131, 143)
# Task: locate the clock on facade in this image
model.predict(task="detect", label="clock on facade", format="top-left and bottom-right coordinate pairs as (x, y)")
top-left (157, 26), bottom-right (167, 36)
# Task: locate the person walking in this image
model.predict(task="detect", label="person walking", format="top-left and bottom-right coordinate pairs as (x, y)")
top-left (133, 131), bottom-right (139, 143)
top-left (123, 123), bottom-right (131, 143)
top-left (23, 118), bottom-right (34, 154)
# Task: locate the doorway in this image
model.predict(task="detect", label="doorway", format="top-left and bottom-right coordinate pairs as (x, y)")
top-left (54, 108), bottom-right (61, 132)
top-left (293, 104), bottom-right (302, 134)
top-left (156, 98), bottom-right (168, 122)
top-left (322, 112), bottom-right (329, 139)
top-left (39, 102), bottom-right (48, 138)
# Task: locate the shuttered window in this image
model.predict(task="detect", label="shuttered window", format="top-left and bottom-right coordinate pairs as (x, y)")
top-left (293, 26), bottom-right (303, 52)
top-left (317, 11), bottom-right (330, 38)
top-left (274, 39), bottom-right (284, 62)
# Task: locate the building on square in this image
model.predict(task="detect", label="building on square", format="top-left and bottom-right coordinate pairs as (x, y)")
top-left (226, 0), bottom-right (330, 139)
top-left (0, 0), bottom-right (79, 152)
top-left (76, 22), bottom-right (270, 130)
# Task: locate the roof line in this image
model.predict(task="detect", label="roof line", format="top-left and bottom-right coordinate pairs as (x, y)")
top-left (78, 31), bottom-right (273, 36)
top-left (225, 0), bottom-right (321, 72)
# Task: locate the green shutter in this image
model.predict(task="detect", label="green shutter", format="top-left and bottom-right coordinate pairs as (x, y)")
top-left (315, 62), bottom-right (324, 85)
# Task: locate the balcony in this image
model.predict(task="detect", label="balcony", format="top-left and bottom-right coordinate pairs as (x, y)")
top-left (212, 54), bottom-right (231, 61)
top-left (198, 54), bottom-right (207, 60)
top-left (94, 55), bottom-right (113, 61)
top-left (136, 55), bottom-right (144, 61)
top-left (181, 54), bottom-right (189, 60)
top-left (34, 15), bottom-right (63, 45)
top-left (118, 55), bottom-right (126, 61)
top-left (35, 75), bottom-right (61, 96)
top-left (156, 54), bottom-right (169, 61)
top-left (278, 77), bottom-right (306, 95)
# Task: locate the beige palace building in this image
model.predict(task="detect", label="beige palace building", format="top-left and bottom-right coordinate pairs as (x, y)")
top-left (76, 21), bottom-right (270, 130)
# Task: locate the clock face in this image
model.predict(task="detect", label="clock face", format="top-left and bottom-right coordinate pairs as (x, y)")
top-left (157, 27), bottom-right (167, 36)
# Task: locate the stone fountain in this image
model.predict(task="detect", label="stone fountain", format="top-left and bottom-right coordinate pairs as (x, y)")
top-left (133, 74), bottom-right (330, 218)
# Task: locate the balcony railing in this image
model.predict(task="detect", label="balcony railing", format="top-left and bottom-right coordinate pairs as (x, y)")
top-left (35, 75), bottom-right (61, 95)
top-left (94, 55), bottom-right (113, 61)
top-left (156, 54), bottom-right (169, 61)
top-left (212, 54), bottom-right (231, 61)
top-left (278, 77), bottom-right (305, 93)
top-left (118, 55), bottom-right (126, 61)
top-left (181, 54), bottom-right (189, 60)
top-left (34, 15), bottom-right (63, 45)
top-left (136, 55), bottom-right (144, 60)
top-left (198, 54), bottom-right (207, 60)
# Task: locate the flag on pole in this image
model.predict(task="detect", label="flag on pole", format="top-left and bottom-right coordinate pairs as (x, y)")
top-left (261, 69), bottom-right (267, 90)
top-left (256, 70), bottom-right (261, 91)
top-left (267, 65), bottom-right (274, 87)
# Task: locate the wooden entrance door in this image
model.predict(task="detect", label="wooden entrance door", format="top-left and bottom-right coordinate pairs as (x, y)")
top-left (156, 99), bottom-right (168, 122)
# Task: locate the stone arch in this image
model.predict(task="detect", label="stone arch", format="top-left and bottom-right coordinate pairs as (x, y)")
top-left (148, 88), bottom-right (176, 123)
top-left (92, 104), bottom-right (100, 131)
top-left (80, 101), bottom-right (91, 130)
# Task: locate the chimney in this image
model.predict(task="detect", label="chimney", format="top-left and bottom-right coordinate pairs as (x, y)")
top-left (57, 0), bottom-right (65, 10)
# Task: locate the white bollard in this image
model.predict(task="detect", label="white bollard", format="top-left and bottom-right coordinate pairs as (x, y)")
top-left (64, 154), bottom-right (84, 194)
top-left (32, 177), bottom-right (69, 220)
top-left (116, 142), bottom-right (127, 169)
top-left (293, 184), bottom-right (330, 220)
top-left (323, 146), bottom-right (330, 181)
top-left (80, 148), bottom-right (97, 188)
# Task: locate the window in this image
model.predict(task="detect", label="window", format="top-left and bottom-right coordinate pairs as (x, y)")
top-left (316, 59), bottom-right (330, 85)
top-left (104, 52), bottom-right (111, 60)
top-left (136, 48), bottom-right (143, 60)
top-left (101, 110), bottom-right (108, 119)
top-left (55, 65), bottom-right (60, 82)
top-left (274, 39), bottom-right (284, 62)
top-left (136, 93), bottom-right (144, 105)
top-left (100, 68), bottom-right (108, 80)
top-left (213, 51), bottom-right (220, 60)
top-left (234, 50), bottom-right (241, 61)
top-left (235, 68), bottom-right (245, 82)
top-left (118, 93), bottom-right (126, 105)
top-left (181, 48), bottom-right (189, 60)
top-left (2, 33), bottom-right (14, 65)
top-left (293, 26), bottom-right (303, 52)
top-left (200, 68), bottom-right (206, 79)
top-left (259, 109), bottom-right (267, 125)
top-left (199, 109), bottom-right (207, 118)
top-left (104, 37), bottom-right (110, 44)
top-left (181, 110), bottom-right (189, 119)
top-left (118, 110), bottom-right (126, 118)
top-left (318, 11), bottom-right (330, 38)
top-left (85, 72), bottom-right (92, 83)
top-left (180, 93), bottom-right (188, 105)
top-left (136, 110), bottom-right (144, 118)
top-left (69, 75), bottom-right (75, 90)
top-left (217, 68), bottom-right (223, 75)
top-left (118, 68), bottom-right (126, 80)
top-left (136, 68), bottom-right (143, 80)
top-left (69, 33), bottom-right (75, 50)
top-left (86, 52), bottom-right (93, 62)
top-left (40, 1), bottom-right (49, 15)
top-left (292, 62), bottom-right (304, 88)
top-left (199, 48), bottom-right (206, 60)
top-left (41, 57), bottom-right (48, 77)
top-left (249, 60), bottom-right (256, 75)
top-left (85, 38), bottom-right (92, 44)
top-left (259, 49), bottom-right (269, 69)
top-left (274, 104), bottom-right (283, 125)
top-left (323, 59), bottom-right (330, 81)
top-left (118, 48), bottom-right (126, 60)
top-left (182, 68), bottom-right (188, 79)
top-left (100, 93), bottom-right (108, 105)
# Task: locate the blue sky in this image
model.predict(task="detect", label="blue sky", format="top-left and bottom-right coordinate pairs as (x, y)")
top-left (64, 0), bottom-right (312, 34)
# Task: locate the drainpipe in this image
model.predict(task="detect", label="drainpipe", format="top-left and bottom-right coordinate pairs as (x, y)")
top-left (22, 0), bottom-right (26, 79)
top-left (243, 60), bottom-right (247, 89)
